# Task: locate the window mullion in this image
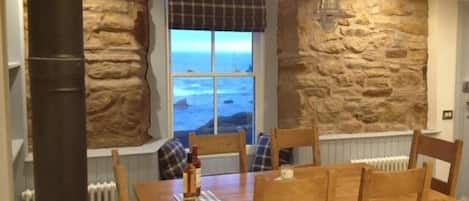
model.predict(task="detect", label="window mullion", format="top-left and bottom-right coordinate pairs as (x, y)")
top-left (213, 78), bottom-right (218, 135)
top-left (212, 31), bottom-right (218, 135)
top-left (172, 73), bottom-right (253, 77)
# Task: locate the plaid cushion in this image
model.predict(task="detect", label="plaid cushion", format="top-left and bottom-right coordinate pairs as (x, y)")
top-left (251, 133), bottom-right (292, 172)
top-left (158, 139), bottom-right (186, 180)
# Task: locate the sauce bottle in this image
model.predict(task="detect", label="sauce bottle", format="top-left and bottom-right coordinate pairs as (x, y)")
top-left (183, 153), bottom-right (197, 199)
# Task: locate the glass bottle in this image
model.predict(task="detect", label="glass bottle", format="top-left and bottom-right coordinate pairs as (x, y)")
top-left (183, 153), bottom-right (197, 199)
top-left (191, 146), bottom-right (201, 196)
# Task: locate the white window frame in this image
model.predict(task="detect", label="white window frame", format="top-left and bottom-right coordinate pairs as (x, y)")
top-left (167, 30), bottom-right (265, 145)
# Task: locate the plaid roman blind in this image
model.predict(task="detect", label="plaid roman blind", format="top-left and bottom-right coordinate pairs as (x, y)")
top-left (169, 0), bottom-right (267, 32)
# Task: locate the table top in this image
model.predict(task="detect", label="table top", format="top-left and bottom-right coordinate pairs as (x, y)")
top-left (135, 164), bottom-right (456, 201)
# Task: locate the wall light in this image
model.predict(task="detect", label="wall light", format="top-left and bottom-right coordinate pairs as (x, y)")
top-left (312, 0), bottom-right (353, 32)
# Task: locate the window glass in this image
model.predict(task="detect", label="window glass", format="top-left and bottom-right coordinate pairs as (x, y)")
top-left (171, 30), bottom-right (212, 73)
top-left (215, 31), bottom-right (253, 73)
top-left (173, 78), bottom-right (214, 147)
top-left (217, 77), bottom-right (255, 144)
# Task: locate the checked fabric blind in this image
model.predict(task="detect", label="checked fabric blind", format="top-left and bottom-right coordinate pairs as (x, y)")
top-left (169, 0), bottom-right (267, 32)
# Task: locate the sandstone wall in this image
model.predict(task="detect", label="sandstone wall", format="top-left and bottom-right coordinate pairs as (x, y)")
top-left (26, 0), bottom-right (152, 149)
top-left (278, 0), bottom-right (428, 133)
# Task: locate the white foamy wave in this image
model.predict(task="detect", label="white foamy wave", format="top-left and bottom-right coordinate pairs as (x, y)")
top-left (174, 88), bottom-right (241, 97)
top-left (174, 88), bottom-right (212, 97)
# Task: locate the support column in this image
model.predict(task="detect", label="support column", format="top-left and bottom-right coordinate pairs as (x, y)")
top-left (28, 0), bottom-right (88, 201)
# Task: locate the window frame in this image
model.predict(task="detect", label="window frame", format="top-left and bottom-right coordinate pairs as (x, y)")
top-left (167, 30), bottom-right (265, 145)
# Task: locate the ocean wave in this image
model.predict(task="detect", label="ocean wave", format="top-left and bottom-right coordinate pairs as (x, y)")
top-left (174, 88), bottom-right (244, 97)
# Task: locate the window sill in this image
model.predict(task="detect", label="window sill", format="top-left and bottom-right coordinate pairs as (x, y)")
top-left (25, 138), bottom-right (169, 162)
top-left (8, 61), bottom-right (21, 70)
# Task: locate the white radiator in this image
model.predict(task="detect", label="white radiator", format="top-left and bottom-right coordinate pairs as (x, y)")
top-left (21, 182), bottom-right (117, 201)
top-left (351, 156), bottom-right (409, 172)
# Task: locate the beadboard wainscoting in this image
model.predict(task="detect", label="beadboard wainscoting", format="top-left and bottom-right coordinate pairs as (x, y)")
top-left (20, 139), bottom-right (167, 201)
top-left (18, 130), bottom-right (438, 201)
top-left (198, 130), bottom-right (439, 176)
top-left (295, 130), bottom-right (439, 165)
top-left (296, 135), bottom-right (410, 165)
top-left (22, 153), bottom-right (159, 201)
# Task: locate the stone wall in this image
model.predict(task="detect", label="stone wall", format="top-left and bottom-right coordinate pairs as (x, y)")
top-left (278, 0), bottom-right (428, 133)
top-left (25, 0), bottom-right (152, 149)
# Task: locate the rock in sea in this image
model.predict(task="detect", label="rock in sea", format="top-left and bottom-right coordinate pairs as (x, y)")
top-left (223, 100), bottom-right (234, 104)
top-left (174, 98), bottom-right (189, 110)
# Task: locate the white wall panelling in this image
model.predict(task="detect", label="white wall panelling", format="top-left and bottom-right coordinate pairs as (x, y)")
top-left (23, 153), bottom-right (160, 201)
top-left (295, 134), bottom-right (416, 166)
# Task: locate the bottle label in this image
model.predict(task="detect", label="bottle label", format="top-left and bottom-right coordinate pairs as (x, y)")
top-left (190, 169), bottom-right (196, 192)
top-left (183, 172), bottom-right (189, 193)
top-left (184, 169), bottom-right (197, 197)
top-left (196, 168), bottom-right (202, 188)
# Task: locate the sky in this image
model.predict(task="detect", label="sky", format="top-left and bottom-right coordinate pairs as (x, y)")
top-left (171, 30), bottom-right (252, 53)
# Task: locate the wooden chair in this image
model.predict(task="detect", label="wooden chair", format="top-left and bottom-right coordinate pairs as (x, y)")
top-left (189, 131), bottom-right (248, 173)
top-left (111, 150), bottom-right (130, 201)
top-left (254, 169), bottom-right (336, 201)
top-left (271, 127), bottom-right (321, 169)
top-left (358, 162), bottom-right (434, 201)
top-left (408, 130), bottom-right (464, 197)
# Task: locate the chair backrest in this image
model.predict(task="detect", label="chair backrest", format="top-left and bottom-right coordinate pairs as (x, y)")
top-left (358, 162), bottom-right (433, 201)
top-left (111, 150), bottom-right (130, 201)
top-left (408, 130), bottom-right (464, 196)
top-left (189, 131), bottom-right (248, 173)
top-left (271, 127), bottom-right (321, 169)
top-left (254, 169), bottom-right (336, 201)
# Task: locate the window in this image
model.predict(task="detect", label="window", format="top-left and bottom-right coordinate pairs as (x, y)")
top-left (170, 30), bottom-right (257, 147)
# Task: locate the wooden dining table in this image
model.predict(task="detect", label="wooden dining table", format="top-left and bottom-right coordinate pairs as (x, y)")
top-left (134, 163), bottom-right (456, 201)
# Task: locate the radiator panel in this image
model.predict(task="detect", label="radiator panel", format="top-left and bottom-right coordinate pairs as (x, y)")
top-left (351, 156), bottom-right (409, 172)
top-left (22, 182), bottom-right (117, 201)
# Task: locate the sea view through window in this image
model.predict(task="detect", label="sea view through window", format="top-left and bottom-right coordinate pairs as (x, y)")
top-left (171, 30), bottom-right (255, 147)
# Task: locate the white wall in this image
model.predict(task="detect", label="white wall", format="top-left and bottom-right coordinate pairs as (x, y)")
top-left (456, 2), bottom-right (469, 149)
top-left (456, 1), bottom-right (469, 198)
top-left (0, 0), bottom-right (15, 200)
top-left (427, 0), bottom-right (459, 183)
top-left (428, 0), bottom-right (459, 142)
top-left (148, 0), bottom-right (170, 139)
top-left (261, 0), bottom-right (279, 131)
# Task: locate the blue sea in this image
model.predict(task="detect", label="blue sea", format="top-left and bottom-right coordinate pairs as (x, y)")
top-left (172, 52), bottom-right (255, 145)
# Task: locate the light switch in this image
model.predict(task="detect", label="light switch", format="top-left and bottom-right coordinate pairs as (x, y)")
top-left (442, 110), bottom-right (453, 120)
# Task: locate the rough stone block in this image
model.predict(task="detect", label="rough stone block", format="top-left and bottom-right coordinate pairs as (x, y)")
top-left (26, 0), bottom-right (151, 149)
top-left (386, 49), bottom-right (408, 58)
top-left (278, 0), bottom-right (428, 135)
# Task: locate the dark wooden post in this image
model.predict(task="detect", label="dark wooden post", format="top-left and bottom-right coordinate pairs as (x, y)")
top-left (28, 0), bottom-right (88, 201)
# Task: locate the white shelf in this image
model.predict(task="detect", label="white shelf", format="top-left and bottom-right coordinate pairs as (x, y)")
top-left (8, 61), bottom-right (21, 70)
top-left (11, 139), bottom-right (24, 162)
